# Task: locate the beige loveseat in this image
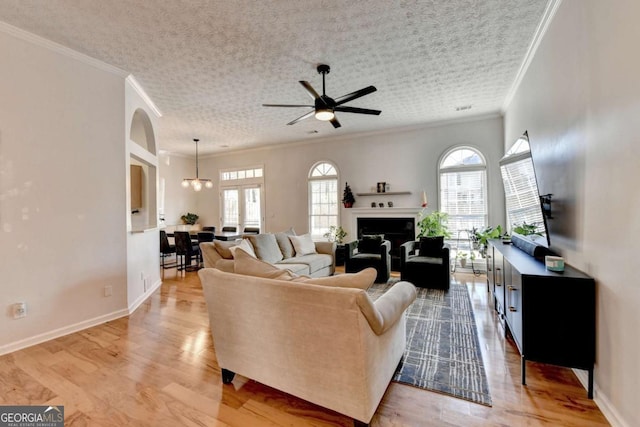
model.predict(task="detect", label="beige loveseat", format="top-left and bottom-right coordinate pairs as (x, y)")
top-left (198, 253), bottom-right (417, 426)
top-left (200, 231), bottom-right (336, 277)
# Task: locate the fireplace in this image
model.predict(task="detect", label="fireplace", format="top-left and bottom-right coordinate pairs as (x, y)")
top-left (357, 217), bottom-right (415, 270)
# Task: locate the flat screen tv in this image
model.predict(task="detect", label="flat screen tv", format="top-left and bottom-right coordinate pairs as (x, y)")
top-left (499, 131), bottom-right (551, 247)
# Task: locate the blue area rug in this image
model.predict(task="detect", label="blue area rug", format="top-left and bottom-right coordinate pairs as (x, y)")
top-left (368, 280), bottom-right (492, 406)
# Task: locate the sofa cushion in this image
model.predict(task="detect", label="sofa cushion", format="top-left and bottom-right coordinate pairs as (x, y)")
top-left (407, 255), bottom-right (444, 265)
top-left (274, 263), bottom-right (310, 276)
top-left (358, 235), bottom-right (383, 254)
top-left (275, 228), bottom-right (297, 259)
top-left (214, 240), bottom-right (238, 259)
top-left (247, 233), bottom-right (284, 264)
top-left (278, 253), bottom-right (331, 274)
top-left (294, 268), bottom-right (376, 290)
top-left (229, 239), bottom-right (256, 258)
top-left (289, 233), bottom-right (317, 256)
top-left (419, 236), bottom-right (444, 257)
top-left (234, 249), bottom-right (297, 280)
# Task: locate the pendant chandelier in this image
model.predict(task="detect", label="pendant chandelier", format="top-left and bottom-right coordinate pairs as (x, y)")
top-left (181, 138), bottom-right (213, 191)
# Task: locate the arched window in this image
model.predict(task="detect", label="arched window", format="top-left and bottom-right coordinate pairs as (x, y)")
top-left (438, 147), bottom-right (488, 239)
top-left (308, 162), bottom-right (339, 239)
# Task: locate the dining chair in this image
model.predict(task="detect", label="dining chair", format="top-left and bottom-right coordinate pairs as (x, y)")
top-left (159, 230), bottom-right (177, 269)
top-left (174, 231), bottom-right (201, 272)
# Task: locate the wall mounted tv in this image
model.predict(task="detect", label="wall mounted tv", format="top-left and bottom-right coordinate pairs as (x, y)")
top-left (499, 131), bottom-right (551, 247)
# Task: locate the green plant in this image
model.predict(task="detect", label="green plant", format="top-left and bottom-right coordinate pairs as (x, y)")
top-left (342, 182), bottom-right (355, 207)
top-left (512, 222), bottom-right (542, 237)
top-left (180, 212), bottom-right (199, 225)
top-left (417, 210), bottom-right (451, 238)
top-left (323, 225), bottom-right (347, 244)
top-left (474, 225), bottom-right (504, 247)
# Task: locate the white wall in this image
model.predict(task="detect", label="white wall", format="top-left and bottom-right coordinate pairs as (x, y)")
top-left (158, 153), bottom-right (198, 227)
top-left (191, 115), bottom-right (505, 240)
top-left (504, 1), bottom-right (640, 425)
top-left (0, 30), bottom-right (128, 352)
top-left (125, 81), bottom-right (161, 311)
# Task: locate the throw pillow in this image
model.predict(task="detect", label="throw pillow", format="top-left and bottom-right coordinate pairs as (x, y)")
top-left (419, 236), bottom-right (444, 257)
top-left (247, 233), bottom-right (284, 264)
top-left (229, 239), bottom-right (256, 258)
top-left (233, 248), bottom-right (297, 280)
top-left (275, 227), bottom-right (296, 258)
top-left (358, 234), bottom-right (384, 254)
top-left (214, 240), bottom-right (238, 259)
top-left (294, 268), bottom-right (376, 290)
top-left (289, 233), bottom-right (317, 256)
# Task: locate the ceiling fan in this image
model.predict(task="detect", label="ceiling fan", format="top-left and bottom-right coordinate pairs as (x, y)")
top-left (262, 64), bottom-right (381, 129)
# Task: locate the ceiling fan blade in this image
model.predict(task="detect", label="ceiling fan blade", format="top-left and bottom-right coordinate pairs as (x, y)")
top-left (262, 104), bottom-right (314, 108)
top-left (330, 117), bottom-right (341, 128)
top-left (334, 86), bottom-right (377, 106)
top-left (334, 106), bottom-right (381, 115)
top-left (286, 110), bottom-right (315, 125)
top-left (299, 81), bottom-right (322, 100)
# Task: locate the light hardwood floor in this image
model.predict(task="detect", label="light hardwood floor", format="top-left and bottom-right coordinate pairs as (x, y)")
top-left (0, 268), bottom-right (609, 426)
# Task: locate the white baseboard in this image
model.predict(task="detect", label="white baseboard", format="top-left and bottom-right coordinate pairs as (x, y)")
top-left (128, 278), bottom-right (162, 314)
top-left (0, 308), bottom-right (128, 356)
top-left (573, 368), bottom-right (630, 427)
top-left (0, 279), bottom-right (162, 357)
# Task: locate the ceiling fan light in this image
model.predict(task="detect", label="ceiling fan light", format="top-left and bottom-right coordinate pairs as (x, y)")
top-left (315, 109), bottom-right (335, 121)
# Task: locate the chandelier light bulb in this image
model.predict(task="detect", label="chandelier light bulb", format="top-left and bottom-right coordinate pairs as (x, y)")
top-left (193, 180), bottom-right (203, 191)
top-left (205, 181), bottom-right (214, 188)
top-left (182, 138), bottom-right (213, 191)
top-left (182, 179), bottom-right (190, 188)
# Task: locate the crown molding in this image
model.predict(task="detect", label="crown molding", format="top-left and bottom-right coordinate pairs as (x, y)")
top-left (501, 0), bottom-right (563, 113)
top-left (201, 111), bottom-right (503, 159)
top-left (0, 20), bottom-right (128, 77)
top-left (126, 75), bottom-right (163, 118)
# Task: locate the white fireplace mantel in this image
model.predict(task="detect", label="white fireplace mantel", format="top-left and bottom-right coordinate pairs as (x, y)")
top-left (345, 207), bottom-right (422, 239)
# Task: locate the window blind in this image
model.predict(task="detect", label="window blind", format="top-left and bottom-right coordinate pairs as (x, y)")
top-left (500, 157), bottom-right (545, 233)
top-left (440, 169), bottom-right (487, 237)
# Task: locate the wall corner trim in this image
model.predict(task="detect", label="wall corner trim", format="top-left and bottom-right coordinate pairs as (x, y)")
top-left (0, 21), bottom-right (128, 77)
top-left (501, 0), bottom-right (563, 113)
top-left (126, 75), bottom-right (163, 118)
top-left (128, 278), bottom-right (163, 314)
top-left (573, 369), bottom-right (630, 427)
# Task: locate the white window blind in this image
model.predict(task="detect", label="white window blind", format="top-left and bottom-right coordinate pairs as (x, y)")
top-left (309, 162), bottom-right (339, 240)
top-left (500, 156), bottom-right (545, 234)
top-left (440, 169), bottom-right (487, 237)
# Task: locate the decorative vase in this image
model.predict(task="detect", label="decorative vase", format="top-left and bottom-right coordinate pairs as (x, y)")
top-left (343, 202), bottom-right (353, 208)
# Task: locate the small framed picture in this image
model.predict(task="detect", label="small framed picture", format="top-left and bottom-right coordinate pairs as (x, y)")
top-left (377, 182), bottom-right (386, 193)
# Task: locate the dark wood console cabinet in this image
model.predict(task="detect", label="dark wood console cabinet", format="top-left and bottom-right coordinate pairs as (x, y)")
top-left (487, 239), bottom-right (596, 398)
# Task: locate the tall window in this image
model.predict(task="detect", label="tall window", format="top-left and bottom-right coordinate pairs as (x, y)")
top-left (308, 162), bottom-right (339, 240)
top-left (439, 147), bottom-right (488, 238)
top-left (220, 166), bottom-right (264, 231)
top-left (499, 135), bottom-right (545, 234)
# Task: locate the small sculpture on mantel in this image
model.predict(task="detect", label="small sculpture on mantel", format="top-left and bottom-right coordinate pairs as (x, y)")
top-left (388, 201), bottom-right (393, 207)
top-left (378, 203), bottom-right (384, 208)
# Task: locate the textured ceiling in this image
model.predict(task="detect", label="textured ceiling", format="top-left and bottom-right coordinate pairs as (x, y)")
top-left (0, 0), bottom-right (549, 155)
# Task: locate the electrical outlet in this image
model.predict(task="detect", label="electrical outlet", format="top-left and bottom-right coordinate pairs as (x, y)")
top-left (13, 302), bottom-right (27, 319)
top-left (104, 285), bottom-right (113, 297)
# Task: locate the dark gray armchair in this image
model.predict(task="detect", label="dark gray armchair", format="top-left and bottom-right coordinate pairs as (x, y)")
top-left (344, 236), bottom-right (391, 283)
top-left (400, 237), bottom-right (450, 290)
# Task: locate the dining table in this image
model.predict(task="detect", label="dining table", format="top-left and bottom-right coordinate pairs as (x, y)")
top-left (165, 230), bottom-right (245, 241)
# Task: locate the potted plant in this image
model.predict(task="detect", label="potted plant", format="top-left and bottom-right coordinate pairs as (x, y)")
top-left (457, 251), bottom-right (468, 268)
top-left (323, 225), bottom-right (347, 244)
top-left (474, 225), bottom-right (504, 255)
top-left (512, 222), bottom-right (542, 237)
top-left (342, 183), bottom-right (355, 208)
top-left (416, 210), bottom-right (452, 238)
top-left (180, 212), bottom-right (199, 225)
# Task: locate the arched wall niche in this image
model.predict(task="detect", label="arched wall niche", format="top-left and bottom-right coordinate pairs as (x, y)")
top-left (130, 108), bottom-right (156, 155)
top-left (128, 107), bottom-right (158, 230)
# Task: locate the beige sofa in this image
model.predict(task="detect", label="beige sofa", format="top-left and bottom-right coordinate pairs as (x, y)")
top-left (198, 254), bottom-right (416, 426)
top-left (200, 231), bottom-right (336, 277)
